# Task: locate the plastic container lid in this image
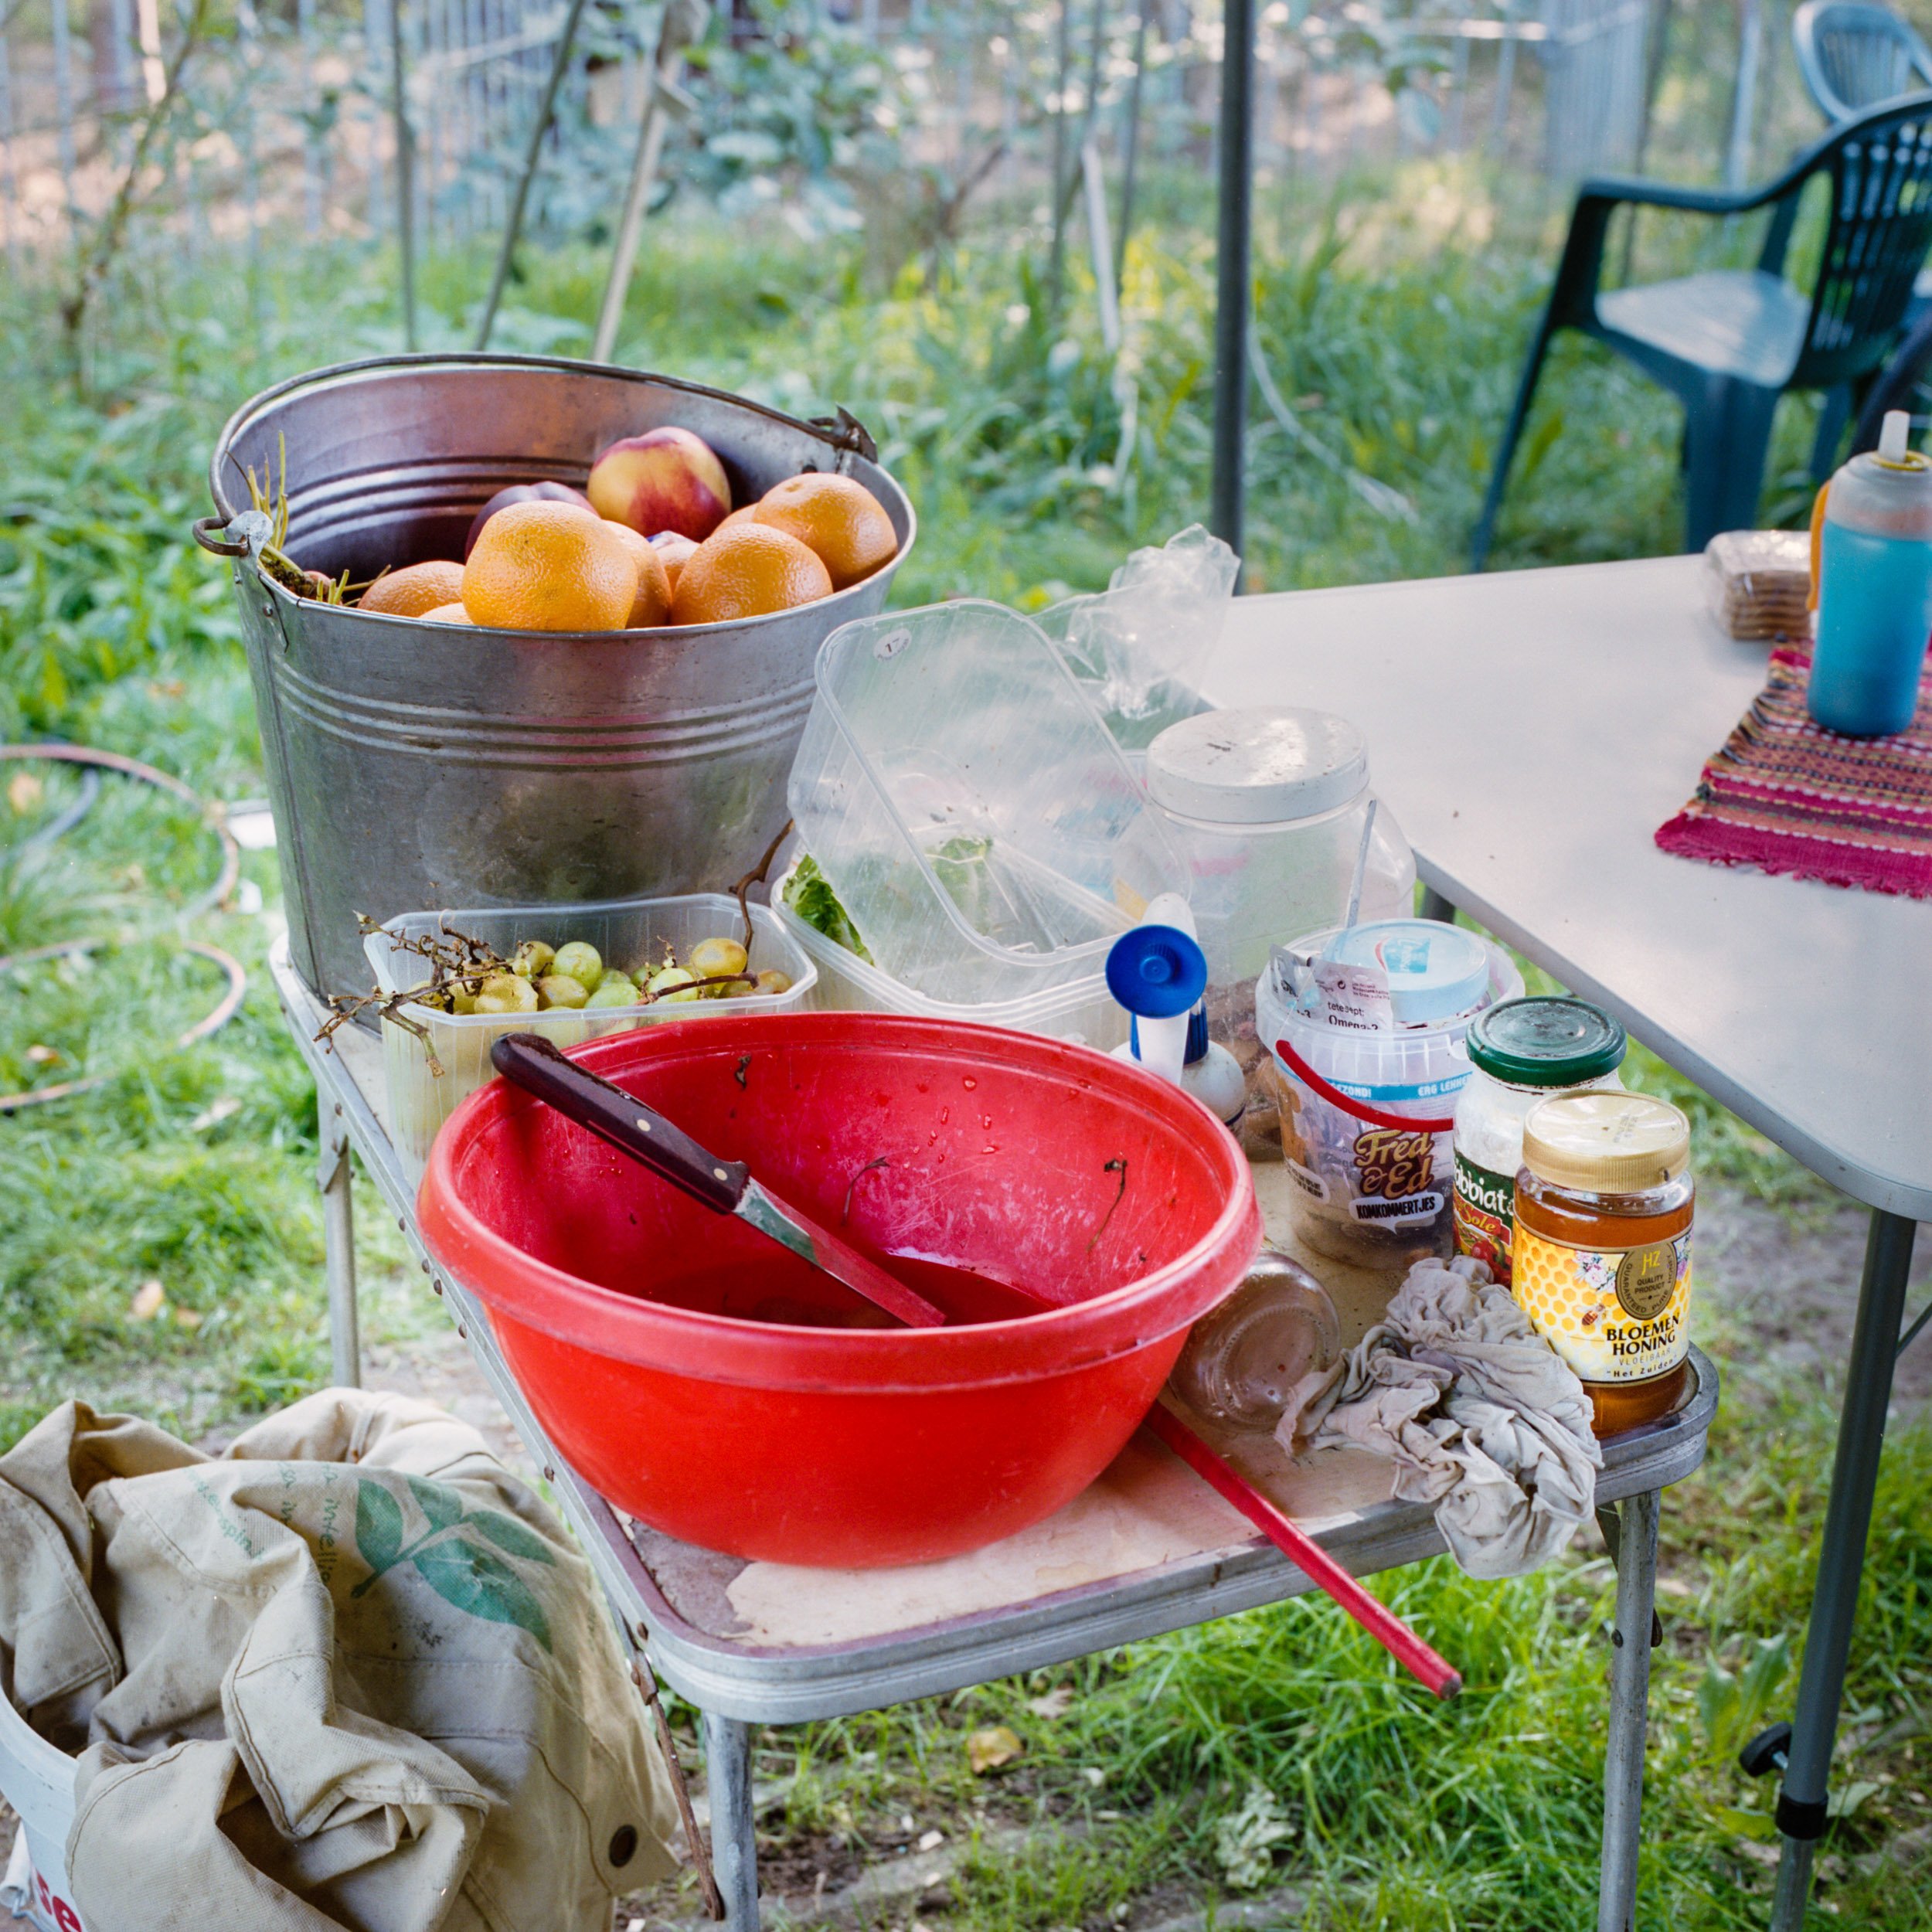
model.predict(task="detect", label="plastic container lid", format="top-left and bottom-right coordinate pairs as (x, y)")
top-left (1145, 707), bottom-right (1368, 825)
top-left (1327, 919), bottom-right (1491, 1026)
top-left (1522, 1091), bottom-right (1691, 1192)
top-left (1467, 995), bottom-right (1628, 1087)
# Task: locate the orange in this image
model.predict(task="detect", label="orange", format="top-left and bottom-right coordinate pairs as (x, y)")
top-left (420, 602), bottom-right (471, 624)
top-left (360, 559), bottom-right (466, 617)
top-left (604, 522), bottom-right (673, 628)
top-left (753, 473), bottom-right (898, 590)
top-left (714, 505), bottom-right (759, 532)
top-left (670, 523), bottom-right (833, 626)
top-left (462, 501), bottom-right (636, 632)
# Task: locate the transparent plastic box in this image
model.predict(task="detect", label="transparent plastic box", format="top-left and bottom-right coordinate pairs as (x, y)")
top-left (771, 895), bottom-right (1128, 1052)
top-left (787, 600), bottom-right (1186, 1005)
top-left (364, 894), bottom-right (815, 1178)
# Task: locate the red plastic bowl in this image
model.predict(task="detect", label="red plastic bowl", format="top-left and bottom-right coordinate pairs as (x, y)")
top-left (417, 1013), bottom-right (1260, 1568)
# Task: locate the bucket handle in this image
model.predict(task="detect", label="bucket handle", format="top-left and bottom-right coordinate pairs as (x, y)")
top-left (808, 406), bottom-right (878, 465)
top-left (1271, 1034), bottom-right (1458, 1135)
top-left (192, 514), bottom-right (251, 558)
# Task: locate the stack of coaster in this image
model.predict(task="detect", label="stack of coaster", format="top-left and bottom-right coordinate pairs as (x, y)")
top-left (1703, 529), bottom-right (1812, 641)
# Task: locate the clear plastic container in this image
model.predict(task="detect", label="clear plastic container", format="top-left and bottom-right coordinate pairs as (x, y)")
top-left (1145, 709), bottom-right (1414, 1151)
top-left (365, 894), bottom-right (816, 1178)
top-left (1255, 924), bottom-right (1523, 1270)
top-left (786, 600), bottom-right (1186, 1007)
top-left (770, 891), bottom-right (1128, 1051)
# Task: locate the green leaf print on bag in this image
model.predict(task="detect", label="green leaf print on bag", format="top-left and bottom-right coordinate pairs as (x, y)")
top-left (350, 1475), bottom-right (556, 1650)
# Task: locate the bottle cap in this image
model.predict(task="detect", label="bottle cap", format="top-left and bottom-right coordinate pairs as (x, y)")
top-left (1106, 924), bottom-right (1206, 1019)
top-left (1327, 919), bottom-right (1490, 1025)
top-left (1468, 996), bottom-right (1627, 1087)
top-left (1522, 1091), bottom-right (1690, 1192)
top-left (1145, 707), bottom-right (1369, 825)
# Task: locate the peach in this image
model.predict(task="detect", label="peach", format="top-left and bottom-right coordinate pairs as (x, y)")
top-left (465, 481), bottom-right (595, 558)
top-left (588, 427), bottom-right (732, 543)
top-left (650, 530), bottom-right (699, 593)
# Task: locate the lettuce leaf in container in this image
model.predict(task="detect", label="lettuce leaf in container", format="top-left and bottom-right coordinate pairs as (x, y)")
top-left (780, 855), bottom-right (872, 964)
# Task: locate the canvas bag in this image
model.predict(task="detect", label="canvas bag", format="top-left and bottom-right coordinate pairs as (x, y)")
top-left (0, 1390), bottom-right (682, 1931)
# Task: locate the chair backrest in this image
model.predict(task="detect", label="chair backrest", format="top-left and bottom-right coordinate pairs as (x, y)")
top-left (1791, 93), bottom-right (1932, 389)
top-left (1793, 0), bottom-right (1932, 123)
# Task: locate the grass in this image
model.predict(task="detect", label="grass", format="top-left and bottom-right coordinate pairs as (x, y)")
top-left (2, 155), bottom-right (1925, 1927)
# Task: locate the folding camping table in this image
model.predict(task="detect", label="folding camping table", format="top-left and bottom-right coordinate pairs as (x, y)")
top-left (273, 946), bottom-right (1715, 1932)
top-left (1207, 552), bottom-right (1931, 1932)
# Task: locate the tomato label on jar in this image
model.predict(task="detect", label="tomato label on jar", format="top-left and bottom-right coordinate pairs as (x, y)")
top-left (1452, 1151), bottom-right (1515, 1281)
top-left (1511, 1224), bottom-right (1692, 1382)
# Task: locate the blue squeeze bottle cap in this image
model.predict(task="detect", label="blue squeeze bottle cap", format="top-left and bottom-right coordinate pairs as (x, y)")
top-left (1106, 924), bottom-right (1208, 1019)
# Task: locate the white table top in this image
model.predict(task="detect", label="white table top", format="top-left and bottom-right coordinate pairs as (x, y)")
top-left (1210, 556), bottom-right (1930, 1222)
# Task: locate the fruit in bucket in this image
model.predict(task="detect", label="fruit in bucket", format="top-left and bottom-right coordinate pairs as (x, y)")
top-left (651, 531), bottom-right (698, 592)
top-left (589, 427), bottom-right (732, 543)
top-left (464, 481), bottom-right (596, 559)
top-left (463, 501), bottom-right (638, 632)
top-left (671, 523), bottom-right (833, 626)
top-left (421, 602), bottom-right (471, 623)
top-left (604, 525), bottom-right (673, 629)
top-left (359, 559), bottom-right (467, 617)
top-left (754, 473), bottom-right (897, 590)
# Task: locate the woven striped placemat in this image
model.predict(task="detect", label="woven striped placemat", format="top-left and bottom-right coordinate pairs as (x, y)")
top-left (1655, 644), bottom-right (1932, 898)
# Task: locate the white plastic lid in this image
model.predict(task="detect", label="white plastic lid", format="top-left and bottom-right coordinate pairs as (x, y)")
top-left (1329, 919), bottom-right (1491, 1025)
top-left (1145, 707), bottom-right (1369, 825)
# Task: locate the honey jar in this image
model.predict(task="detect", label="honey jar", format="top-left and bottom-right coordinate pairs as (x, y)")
top-left (1512, 1091), bottom-right (1694, 1435)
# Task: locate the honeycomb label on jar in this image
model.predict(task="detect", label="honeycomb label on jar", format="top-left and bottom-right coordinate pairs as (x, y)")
top-left (1510, 1225), bottom-right (1692, 1383)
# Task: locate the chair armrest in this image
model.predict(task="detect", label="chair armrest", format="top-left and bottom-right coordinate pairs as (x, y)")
top-left (1573, 173), bottom-right (1786, 219)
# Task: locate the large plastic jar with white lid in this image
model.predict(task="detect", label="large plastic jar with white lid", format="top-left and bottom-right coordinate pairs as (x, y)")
top-left (1147, 708), bottom-right (1415, 1154)
top-left (1254, 923), bottom-right (1523, 1270)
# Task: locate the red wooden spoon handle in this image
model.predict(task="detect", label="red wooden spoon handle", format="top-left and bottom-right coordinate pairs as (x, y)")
top-left (1146, 1404), bottom-right (1462, 1699)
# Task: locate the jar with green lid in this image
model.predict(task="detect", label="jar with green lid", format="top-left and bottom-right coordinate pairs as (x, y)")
top-left (1451, 996), bottom-right (1627, 1284)
top-left (1512, 1091), bottom-right (1695, 1436)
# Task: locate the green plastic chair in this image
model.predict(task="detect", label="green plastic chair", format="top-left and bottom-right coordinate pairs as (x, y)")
top-left (1793, 0), bottom-right (1932, 122)
top-left (1471, 93), bottom-right (1932, 566)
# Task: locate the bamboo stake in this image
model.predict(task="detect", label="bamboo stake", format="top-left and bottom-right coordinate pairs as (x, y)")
top-left (474, 0), bottom-right (595, 350)
top-left (1114, 0), bottom-right (1146, 294)
top-left (587, 0), bottom-right (706, 364)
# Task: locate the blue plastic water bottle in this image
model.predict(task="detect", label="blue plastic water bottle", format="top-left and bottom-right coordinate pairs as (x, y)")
top-left (1811, 410), bottom-right (1932, 738)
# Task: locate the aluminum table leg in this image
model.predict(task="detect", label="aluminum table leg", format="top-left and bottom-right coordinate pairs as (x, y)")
top-left (318, 1094), bottom-right (360, 1388)
top-left (1597, 1488), bottom-right (1661, 1932)
top-left (1770, 1208), bottom-right (1919, 1930)
top-left (704, 1710), bottom-right (760, 1930)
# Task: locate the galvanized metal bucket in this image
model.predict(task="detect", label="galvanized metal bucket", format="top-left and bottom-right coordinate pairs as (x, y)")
top-left (202, 353), bottom-right (916, 1005)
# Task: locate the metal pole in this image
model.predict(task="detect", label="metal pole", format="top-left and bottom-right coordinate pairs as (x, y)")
top-left (1046, 0), bottom-right (1074, 315)
top-left (1724, 0), bottom-right (1763, 191)
top-left (703, 1710), bottom-right (760, 1932)
top-left (1114, 0), bottom-right (1147, 292)
top-left (390, 0), bottom-right (418, 349)
top-left (51, 0), bottom-right (77, 216)
top-left (318, 1097), bottom-right (362, 1389)
top-left (1597, 1489), bottom-right (1661, 1932)
top-left (1081, 138), bottom-right (1119, 352)
top-left (0, 23), bottom-right (18, 270)
top-left (1770, 1209), bottom-right (1920, 1930)
top-left (474, 0), bottom-right (593, 350)
top-left (1488, 0), bottom-right (1520, 148)
top-left (1210, 0), bottom-right (1254, 560)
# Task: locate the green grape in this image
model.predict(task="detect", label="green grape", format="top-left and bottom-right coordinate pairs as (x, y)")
top-left (689, 936), bottom-right (750, 982)
top-left (510, 940), bottom-right (556, 981)
top-left (448, 983), bottom-right (480, 1015)
top-left (753, 969), bottom-right (793, 997)
top-left (585, 981), bottom-right (640, 1009)
top-left (552, 940), bottom-right (603, 990)
top-left (648, 965), bottom-right (702, 1004)
top-left (478, 971), bottom-right (538, 1013)
top-left (596, 967), bottom-right (636, 992)
top-left (536, 974), bottom-right (590, 1011)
